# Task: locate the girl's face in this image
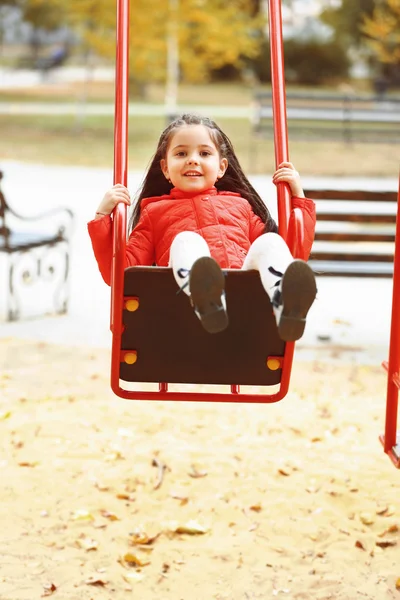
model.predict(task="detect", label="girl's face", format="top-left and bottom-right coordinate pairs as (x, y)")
top-left (160, 124), bottom-right (228, 193)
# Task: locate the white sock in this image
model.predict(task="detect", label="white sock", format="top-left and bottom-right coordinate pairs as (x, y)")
top-left (242, 232), bottom-right (294, 323)
top-left (169, 231), bottom-right (211, 296)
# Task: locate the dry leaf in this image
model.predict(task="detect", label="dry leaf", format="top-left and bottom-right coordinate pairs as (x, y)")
top-left (85, 576), bottom-right (107, 586)
top-left (152, 457), bottom-right (167, 490)
top-left (385, 506), bottom-right (396, 517)
top-left (250, 503), bottom-right (262, 512)
top-left (122, 572), bottom-right (144, 583)
top-left (129, 531), bottom-right (160, 546)
top-left (339, 529), bottom-right (350, 536)
top-left (172, 520), bottom-right (209, 535)
top-left (116, 492), bottom-right (134, 501)
top-left (100, 510), bottom-right (120, 521)
top-left (122, 552), bottom-right (150, 567)
top-left (170, 492), bottom-right (189, 506)
top-left (376, 505), bottom-right (395, 517)
top-left (378, 524), bottom-right (399, 537)
top-left (77, 537), bottom-right (98, 551)
top-left (395, 578), bottom-right (400, 590)
top-left (278, 468), bottom-right (291, 477)
top-left (71, 509), bottom-right (94, 522)
top-left (355, 540), bottom-right (367, 551)
top-left (376, 505), bottom-right (390, 515)
top-left (376, 539), bottom-right (397, 549)
top-left (94, 481), bottom-right (110, 492)
top-left (188, 465), bottom-right (208, 478)
top-left (0, 411), bottom-right (11, 420)
top-left (42, 583), bottom-right (57, 596)
top-left (360, 512), bottom-right (375, 526)
top-left (105, 449), bottom-right (125, 461)
top-left (18, 461), bottom-right (39, 468)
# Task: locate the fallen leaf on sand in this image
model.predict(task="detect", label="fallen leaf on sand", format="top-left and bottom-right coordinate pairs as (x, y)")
top-left (355, 540), bottom-right (367, 551)
top-left (129, 530), bottom-right (160, 545)
top-left (105, 449), bottom-right (125, 461)
top-left (116, 492), bottom-right (134, 501)
top-left (277, 468), bottom-right (291, 477)
top-left (42, 583), bottom-right (57, 596)
top-left (152, 457), bottom-right (167, 490)
top-left (94, 481), bottom-right (110, 492)
top-left (170, 492), bottom-right (189, 506)
top-left (378, 524), bottom-right (398, 537)
top-left (85, 577), bottom-right (108, 586)
top-left (71, 509), bottom-right (95, 522)
top-left (100, 509), bottom-right (120, 521)
top-left (360, 512), bottom-right (375, 526)
top-left (77, 536), bottom-right (98, 551)
top-left (120, 552), bottom-right (150, 567)
top-left (249, 503), bottom-right (262, 512)
top-left (0, 411), bottom-right (11, 420)
top-left (376, 539), bottom-right (397, 549)
top-left (18, 461), bottom-right (39, 467)
top-left (168, 520), bottom-right (209, 535)
top-left (188, 464), bottom-right (208, 478)
top-left (396, 578), bottom-right (400, 590)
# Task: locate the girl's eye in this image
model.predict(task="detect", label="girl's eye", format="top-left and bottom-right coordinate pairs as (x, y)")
top-left (200, 151), bottom-right (211, 157)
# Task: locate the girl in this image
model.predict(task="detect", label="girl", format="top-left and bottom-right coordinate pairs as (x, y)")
top-left (88, 113), bottom-right (317, 342)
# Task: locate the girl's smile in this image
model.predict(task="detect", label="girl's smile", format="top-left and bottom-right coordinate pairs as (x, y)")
top-left (161, 124), bottom-right (228, 193)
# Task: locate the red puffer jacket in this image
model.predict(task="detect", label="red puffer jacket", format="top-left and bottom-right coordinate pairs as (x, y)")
top-left (88, 186), bottom-right (316, 286)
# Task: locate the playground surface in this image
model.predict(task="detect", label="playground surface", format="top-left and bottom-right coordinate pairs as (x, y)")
top-left (0, 162), bottom-right (399, 598)
top-left (0, 338), bottom-right (399, 599)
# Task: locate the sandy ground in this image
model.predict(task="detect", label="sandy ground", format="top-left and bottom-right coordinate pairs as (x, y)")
top-left (0, 337), bottom-right (399, 600)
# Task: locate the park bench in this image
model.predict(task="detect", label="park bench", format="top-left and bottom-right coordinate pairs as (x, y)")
top-left (0, 170), bottom-right (74, 321)
top-left (252, 91), bottom-right (400, 145)
top-left (16, 46), bottom-right (68, 72)
top-left (304, 187), bottom-right (397, 277)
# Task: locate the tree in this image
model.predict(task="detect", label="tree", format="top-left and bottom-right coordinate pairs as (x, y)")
top-left (13, 0), bottom-right (68, 59)
top-left (63, 0), bottom-right (265, 83)
top-left (16, 0), bottom-right (67, 31)
top-left (361, 0), bottom-right (400, 64)
top-left (320, 0), bottom-right (376, 48)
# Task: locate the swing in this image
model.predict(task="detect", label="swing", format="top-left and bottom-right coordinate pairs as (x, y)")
top-left (380, 177), bottom-right (400, 468)
top-left (109, 0), bottom-right (308, 402)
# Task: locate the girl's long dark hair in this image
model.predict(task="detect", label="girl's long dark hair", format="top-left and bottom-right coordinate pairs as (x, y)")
top-left (129, 113), bottom-right (276, 233)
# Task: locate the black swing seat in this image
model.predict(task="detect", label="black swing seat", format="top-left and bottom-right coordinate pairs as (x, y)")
top-left (119, 266), bottom-right (286, 387)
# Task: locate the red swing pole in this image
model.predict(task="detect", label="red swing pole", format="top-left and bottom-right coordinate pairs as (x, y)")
top-left (267, 0), bottom-right (291, 241)
top-left (381, 174), bottom-right (400, 468)
top-left (266, 0), bottom-right (298, 396)
top-left (110, 0), bottom-right (130, 394)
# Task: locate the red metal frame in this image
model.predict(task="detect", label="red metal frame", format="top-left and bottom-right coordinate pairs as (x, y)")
top-left (380, 175), bottom-right (400, 468)
top-left (110, 0), bottom-right (302, 402)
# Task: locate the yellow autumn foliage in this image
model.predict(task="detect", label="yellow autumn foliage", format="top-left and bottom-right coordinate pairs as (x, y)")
top-left (361, 0), bottom-right (400, 64)
top-left (22, 0), bottom-right (264, 82)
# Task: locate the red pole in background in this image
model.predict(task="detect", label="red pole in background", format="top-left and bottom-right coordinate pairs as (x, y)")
top-left (113, 0), bottom-right (130, 188)
top-left (383, 174), bottom-right (400, 463)
top-left (110, 0), bottom-right (130, 392)
top-left (267, 0), bottom-right (291, 241)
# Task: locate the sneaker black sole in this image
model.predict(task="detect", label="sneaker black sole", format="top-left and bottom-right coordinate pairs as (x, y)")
top-left (189, 257), bottom-right (228, 334)
top-left (278, 260), bottom-right (317, 342)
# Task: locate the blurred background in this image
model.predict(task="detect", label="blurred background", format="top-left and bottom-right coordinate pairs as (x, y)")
top-left (0, 0), bottom-right (399, 175)
top-left (0, 0), bottom-right (399, 360)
